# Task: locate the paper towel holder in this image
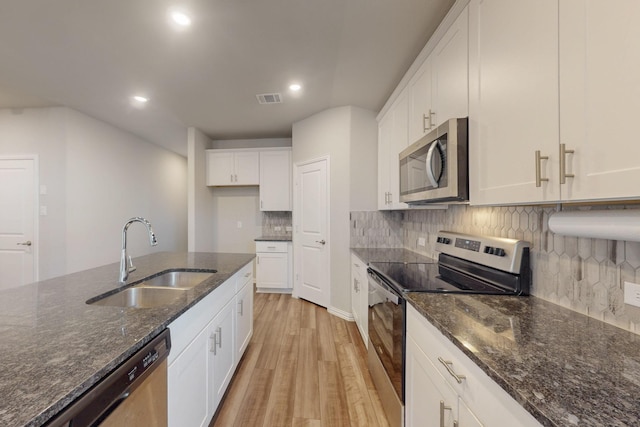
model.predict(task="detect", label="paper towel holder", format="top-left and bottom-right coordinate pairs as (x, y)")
top-left (548, 209), bottom-right (640, 242)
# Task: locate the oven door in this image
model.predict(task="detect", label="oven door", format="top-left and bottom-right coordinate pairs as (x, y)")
top-left (367, 269), bottom-right (405, 402)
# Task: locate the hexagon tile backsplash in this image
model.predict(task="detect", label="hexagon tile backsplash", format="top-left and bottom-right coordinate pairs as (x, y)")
top-left (350, 204), bottom-right (640, 335)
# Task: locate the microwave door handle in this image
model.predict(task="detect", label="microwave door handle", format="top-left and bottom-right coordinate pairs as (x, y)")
top-left (425, 141), bottom-right (441, 188)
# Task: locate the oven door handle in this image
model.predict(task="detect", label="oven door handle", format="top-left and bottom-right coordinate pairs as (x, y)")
top-left (368, 273), bottom-right (400, 304)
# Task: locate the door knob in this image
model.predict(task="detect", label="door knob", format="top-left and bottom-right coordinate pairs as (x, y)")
top-left (316, 240), bottom-right (326, 245)
top-left (17, 241), bottom-right (32, 246)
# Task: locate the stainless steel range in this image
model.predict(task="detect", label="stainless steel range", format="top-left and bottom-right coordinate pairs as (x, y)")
top-left (367, 231), bottom-right (531, 427)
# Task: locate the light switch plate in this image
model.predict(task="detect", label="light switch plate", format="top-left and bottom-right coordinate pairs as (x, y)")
top-left (624, 281), bottom-right (640, 308)
top-left (418, 237), bottom-right (426, 247)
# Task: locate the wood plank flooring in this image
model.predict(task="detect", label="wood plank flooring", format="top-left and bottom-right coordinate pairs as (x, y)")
top-left (211, 292), bottom-right (390, 427)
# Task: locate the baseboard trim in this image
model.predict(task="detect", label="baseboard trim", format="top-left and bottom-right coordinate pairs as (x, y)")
top-left (328, 306), bottom-right (354, 322)
top-left (256, 288), bottom-right (293, 294)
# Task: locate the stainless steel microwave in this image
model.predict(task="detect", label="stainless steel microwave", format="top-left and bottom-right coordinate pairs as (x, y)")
top-left (399, 117), bottom-right (468, 204)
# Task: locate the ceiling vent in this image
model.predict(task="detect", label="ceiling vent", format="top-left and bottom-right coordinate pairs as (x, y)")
top-left (256, 93), bottom-right (283, 104)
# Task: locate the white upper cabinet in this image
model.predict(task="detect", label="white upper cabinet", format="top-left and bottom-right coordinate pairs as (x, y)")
top-left (559, 0), bottom-right (640, 202)
top-left (206, 149), bottom-right (259, 186)
top-left (378, 89), bottom-right (409, 210)
top-left (408, 7), bottom-right (468, 145)
top-left (469, 0), bottom-right (640, 205)
top-left (259, 149), bottom-right (292, 211)
top-left (408, 58), bottom-right (434, 144)
top-left (468, 0), bottom-right (560, 205)
top-left (432, 7), bottom-right (469, 128)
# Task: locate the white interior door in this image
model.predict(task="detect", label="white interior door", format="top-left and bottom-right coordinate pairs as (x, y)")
top-left (0, 158), bottom-right (37, 289)
top-left (294, 158), bottom-right (329, 307)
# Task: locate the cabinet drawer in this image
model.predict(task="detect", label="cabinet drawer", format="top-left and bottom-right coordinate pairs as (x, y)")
top-left (235, 262), bottom-right (253, 293)
top-left (255, 241), bottom-right (288, 253)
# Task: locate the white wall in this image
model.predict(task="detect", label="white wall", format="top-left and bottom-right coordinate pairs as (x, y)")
top-left (188, 127), bottom-right (215, 252)
top-left (0, 107), bottom-right (188, 280)
top-left (292, 106), bottom-right (377, 314)
top-left (350, 107), bottom-right (378, 211)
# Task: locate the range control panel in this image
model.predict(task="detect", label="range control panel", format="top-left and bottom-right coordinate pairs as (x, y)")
top-left (435, 231), bottom-right (530, 274)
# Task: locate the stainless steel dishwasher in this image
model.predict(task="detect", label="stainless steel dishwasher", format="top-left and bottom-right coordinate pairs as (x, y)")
top-left (48, 329), bottom-right (171, 427)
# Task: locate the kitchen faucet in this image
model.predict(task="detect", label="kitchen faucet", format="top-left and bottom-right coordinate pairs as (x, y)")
top-left (119, 217), bottom-right (158, 283)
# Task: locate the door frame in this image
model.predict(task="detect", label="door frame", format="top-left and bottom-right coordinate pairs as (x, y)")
top-left (292, 155), bottom-right (331, 304)
top-left (0, 155), bottom-right (39, 282)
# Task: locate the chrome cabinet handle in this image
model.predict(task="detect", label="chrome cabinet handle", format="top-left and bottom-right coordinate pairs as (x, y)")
top-left (535, 150), bottom-right (549, 187)
top-left (217, 327), bottom-right (222, 349)
top-left (316, 240), bottom-right (326, 245)
top-left (438, 357), bottom-right (466, 383)
top-left (210, 331), bottom-right (217, 355)
top-left (238, 299), bottom-right (244, 315)
top-left (17, 241), bottom-right (32, 246)
top-left (244, 272), bottom-right (251, 277)
top-left (388, 192), bottom-right (392, 204)
top-left (560, 143), bottom-right (575, 184)
top-left (422, 113), bottom-right (429, 133)
top-left (429, 109), bottom-right (436, 129)
top-left (440, 400), bottom-right (452, 427)
top-left (354, 278), bottom-right (359, 292)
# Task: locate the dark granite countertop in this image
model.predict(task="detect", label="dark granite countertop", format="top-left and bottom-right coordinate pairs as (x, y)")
top-left (0, 251), bottom-right (255, 427)
top-left (255, 235), bottom-right (292, 242)
top-left (406, 293), bottom-right (640, 427)
top-left (351, 247), bottom-right (435, 264)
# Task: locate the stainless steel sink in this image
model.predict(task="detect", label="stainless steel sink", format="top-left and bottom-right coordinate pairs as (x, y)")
top-left (89, 287), bottom-right (187, 308)
top-left (137, 271), bottom-right (214, 289)
top-left (88, 270), bottom-right (215, 308)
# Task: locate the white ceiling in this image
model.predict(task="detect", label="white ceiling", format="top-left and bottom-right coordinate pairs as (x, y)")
top-left (0, 0), bottom-right (454, 156)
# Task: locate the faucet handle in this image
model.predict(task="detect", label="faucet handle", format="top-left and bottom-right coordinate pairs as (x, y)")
top-left (127, 255), bottom-right (137, 273)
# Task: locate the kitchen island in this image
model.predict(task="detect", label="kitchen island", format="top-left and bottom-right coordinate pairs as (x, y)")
top-left (0, 252), bottom-right (255, 427)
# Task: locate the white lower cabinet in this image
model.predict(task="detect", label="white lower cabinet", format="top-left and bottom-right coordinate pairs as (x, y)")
top-left (167, 262), bottom-right (253, 427)
top-left (406, 305), bottom-right (541, 427)
top-left (235, 274), bottom-right (253, 358)
top-left (255, 241), bottom-right (292, 292)
top-left (350, 254), bottom-right (368, 347)
top-left (208, 298), bottom-right (235, 411)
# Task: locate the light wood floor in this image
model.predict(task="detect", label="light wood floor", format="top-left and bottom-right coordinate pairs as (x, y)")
top-left (211, 292), bottom-right (391, 427)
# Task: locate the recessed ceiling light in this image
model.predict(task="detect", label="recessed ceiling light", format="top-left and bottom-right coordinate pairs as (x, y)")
top-left (289, 84), bottom-right (302, 92)
top-left (171, 11), bottom-right (191, 27)
top-left (132, 95), bottom-right (149, 103)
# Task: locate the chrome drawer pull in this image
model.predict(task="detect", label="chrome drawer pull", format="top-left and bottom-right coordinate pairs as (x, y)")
top-left (440, 400), bottom-right (452, 427)
top-left (535, 150), bottom-right (549, 187)
top-left (438, 357), bottom-right (466, 383)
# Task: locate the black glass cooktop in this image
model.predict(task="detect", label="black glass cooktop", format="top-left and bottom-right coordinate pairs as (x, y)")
top-left (368, 260), bottom-right (519, 295)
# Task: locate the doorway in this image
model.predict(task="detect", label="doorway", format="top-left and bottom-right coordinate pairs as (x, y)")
top-left (0, 157), bottom-right (38, 289)
top-left (293, 156), bottom-right (330, 307)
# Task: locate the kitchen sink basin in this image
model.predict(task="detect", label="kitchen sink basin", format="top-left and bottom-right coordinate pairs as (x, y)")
top-left (89, 287), bottom-right (187, 308)
top-left (137, 270), bottom-right (215, 289)
top-left (88, 270), bottom-right (216, 308)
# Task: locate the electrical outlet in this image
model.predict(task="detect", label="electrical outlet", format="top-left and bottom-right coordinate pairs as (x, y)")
top-left (237, 221), bottom-right (242, 229)
top-left (285, 226), bottom-right (292, 232)
top-left (418, 237), bottom-right (426, 247)
top-left (624, 281), bottom-right (640, 308)
top-left (274, 226), bottom-right (282, 231)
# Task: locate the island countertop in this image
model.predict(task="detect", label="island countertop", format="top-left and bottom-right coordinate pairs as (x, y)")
top-left (0, 251), bottom-right (255, 427)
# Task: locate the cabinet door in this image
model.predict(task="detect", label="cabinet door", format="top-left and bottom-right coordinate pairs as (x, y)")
top-left (168, 328), bottom-right (209, 427)
top-left (206, 151), bottom-right (235, 186)
top-left (406, 335), bottom-right (458, 427)
top-left (432, 6), bottom-right (468, 127)
top-left (468, 0), bottom-right (559, 205)
top-left (259, 150), bottom-right (292, 211)
top-left (458, 398), bottom-right (484, 427)
top-left (559, 0), bottom-right (640, 202)
top-left (256, 251), bottom-right (288, 289)
top-left (234, 151), bottom-right (260, 185)
top-left (236, 280), bottom-right (254, 359)
top-left (408, 58), bottom-right (434, 144)
top-left (208, 298), bottom-right (236, 415)
top-left (350, 262), bottom-right (361, 326)
top-left (389, 90), bottom-right (409, 209)
top-left (377, 113), bottom-right (393, 210)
